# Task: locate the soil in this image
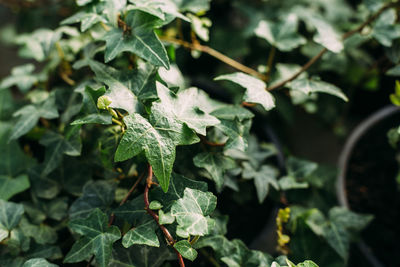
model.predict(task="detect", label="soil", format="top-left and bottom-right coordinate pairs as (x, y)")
top-left (345, 112), bottom-right (400, 267)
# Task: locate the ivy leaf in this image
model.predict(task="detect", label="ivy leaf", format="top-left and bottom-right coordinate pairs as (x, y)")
top-left (0, 200), bottom-right (24, 230)
top-left (82, 60), bottom-right (140, 114)
top-left (0, 64), bottom-right (39, 92)
top-left (150, 172), bottom-right (208, 211)
top-left (61, 4), bottom-right (107, 32)
top-left (24, 244), bottom-right (62, 260)
top-left (175, 0), bottom-right (211, 13)
top-left (211, 106), bottom-right (254, 121)
top-left (242, 163), bottom-right (279, 203)
top-left (113, 195), bottom-right (146, 222)
top-left (9, 94), bottom-right (59, 141)
top-left (114, 113), bottom-right (176, 192)
top-left (20, 217), bottom-right (57, 245)
top-left (194, 235), bottom-right (272, 266)
top-left (193, 152), bottom-right (236, 191)
top-left (102, 10), bottom-right (169, 68)
top-left (127, 0), bottom-right (188, 22)
top-left (254, 14), bottom-right (306, 51)
top-left (22, 258), bottom-right (58, 267)
top-left (0, 174), bottom-right (30, 201)
top-left (71, 85), bottom-right (112, 125)
top-left (304, 16), bottom-right (344, 53)
top-left (39, 126), bottom-right (82, 176)
top-left (151, 82), bottom-right (220, 136)
top-left (15, 27), bottom-right (78, 62)
top-left (288, 78), bottom-right (348, 102)
top-left (110, 242), bottom-right (175, 267)
top-left (171, 188), bottom-right (217, 236)
top-left (286, 157), bottom-right (318, 179)
top-left (278, 176), bottom-right (308, 190)
top-left (304, 207), bottom-right (372, 260)
top-left (371, 9), bottom-right (400, 47)
top-left (64, 209), bottom-right (121, 267)
top-left (122, 219), bottom-right (160, 247)
top-left (69, 180), bottom-right (116, 219)
top-left (214, 118), bottom-right (252, 152)
top-left (174, 240), bottom-right (198, 261)
top-left (215, 72), bottom-right (275, 111)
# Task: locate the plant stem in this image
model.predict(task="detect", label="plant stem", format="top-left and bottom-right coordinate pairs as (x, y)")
top-left (108, 172), bottom-right (145, 226)
top-left (160, 36), bottom-right (267, 80)
top-left (265, 46), bottom-right (276, 81)
top-left (144, 165), bottom-right (185, 267)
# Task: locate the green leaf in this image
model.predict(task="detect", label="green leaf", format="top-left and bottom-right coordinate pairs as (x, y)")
top-left (20, 217), bottom-right (57, 245)
top-left (242, 163), bottom-right (279, 203)
top-left (114, 113), bottom-right (176, 192)
top-left (122, 219), bottom-right (160, 247)
top-left (71, 85), bottom-right (112, 125)
top-left (24, 244), bottom-right (62, 260)
top-left (158, 210), bottom-right (175, 225)
top-left (194, 235), bottom-right (272, 266)
top-left (0, 174), bottom-right (30, 200)
top-left (386, 64), bottom-right (400, 76)
top-left (114, 195), bottom-right (146, 222)
top-left (110, 242), bottom-right (175, 267)
top-left (22, 258), bottom-right (58, 267)
top-left (211, 106), bottom-right (254, 121)
top-left (39, 126), bottom-right (82, 176)
top-left (69, 180), bottom-right (116, 219)
top-left (149, 200), bottom-right (163, 210)
top-left (329, 207), bottom-right (373, 231)
top-left (288, 78), bottom-right (348, 102)
top-left (151, 82), bottom-right (220, 136)
top-left (28, 166), bottom-right (60, 199)
top-left (372, 9), bottom-right (400, 47)
top-left (171, 188), bottom-right (217, 236)
top-left (175, 0), bottom-right (211, 13)
top-left (65, 209), bottom-right (121, 267)
top-left (61, 4), bottom-right (107, 32)
top-left (215, 72), bottom-right (275, 111)
top-left (214, 118), bottom-right (252, 152)
top-left (103, 10), bottom-right (169, 68)
top-left (254, 14), bottom-right (306, 51)
top-left (296, 260), bottom-right (319, 267)
top-left (9, 94), bottom-right (59, 141)
top-left (188, 14), bottom-right (211, 42)
top-left (304, 16), bottom-right (343, 53)
top-left (150, 172), bottom-right (208, 211)
top-left (0, 200), bottom-right (24, 230)
top-left (82, 60), bottom-right (140, 114)
top-left (0, 64), bottom-right (38, 92)
top-left (174, 240), bottom-right (198, 261)
top-left (286, 157), bottom-right (318, 179)
top-left (278, 176), bottom-right (308, 190)
top-left (193, 152), bottom-right (236, 191)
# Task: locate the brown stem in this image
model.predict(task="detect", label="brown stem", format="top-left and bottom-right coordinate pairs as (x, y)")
top-left (144, 165), bottom-right (185, 267)
top-left (160, 36), bottom-right (267, 81)
top-left (265, 46), bottom-right (276, 81)
top-left (108, 172), bottom-right (145, 227)
top-left (265, 1), bottom-right (398, 91)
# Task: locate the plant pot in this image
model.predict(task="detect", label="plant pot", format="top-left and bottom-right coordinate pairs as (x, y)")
top-left (337, 105), bottom-right (400, 267)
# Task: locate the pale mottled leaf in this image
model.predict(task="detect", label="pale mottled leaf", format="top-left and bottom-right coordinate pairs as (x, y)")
top-left (215, 72), bottom-right (275, 111)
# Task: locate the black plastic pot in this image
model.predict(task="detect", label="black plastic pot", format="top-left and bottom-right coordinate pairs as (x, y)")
top-left (337, 105), bottom-right (400, 267)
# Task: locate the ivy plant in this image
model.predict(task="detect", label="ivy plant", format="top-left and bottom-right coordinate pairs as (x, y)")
top-left (0, 0), bottom-right (398, 266)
